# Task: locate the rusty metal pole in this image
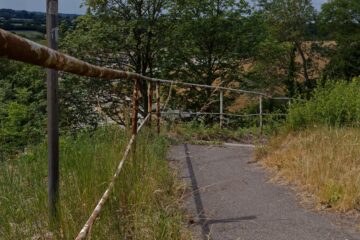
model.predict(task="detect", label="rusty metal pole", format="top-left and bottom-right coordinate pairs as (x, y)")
top-left (46, 0), bottom-right (59, 219)
top-left (132, 79), bottom-right (140, 136)
top-left (147, 81), bottom-right (153, 127)
top-left (220, 90), bottom-right (224, 129)
top-left (156, 81), bottom-right (161, 134)
top-left (259, 96), bottom-right (263, 135)
top-left (131, 79), bottom-right (139, 160)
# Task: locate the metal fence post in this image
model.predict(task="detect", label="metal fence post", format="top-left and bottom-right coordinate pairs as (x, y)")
top-left (220, 90), bottom-right (224, 128)
top-left (147, 81), bottom-right (153, 127)
top-left (46, 0), bottom-right (59, 219)
top-left (131, 79), bottom-right (140, 160)
top-left (132, 79), bottom-right (140, 136)
top-left (156, 81), bottom-right (161, 134)
top-left (259, 96), bottom-right (263, 134)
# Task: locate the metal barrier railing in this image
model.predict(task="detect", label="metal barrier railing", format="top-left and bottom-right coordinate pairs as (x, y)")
top-left (0, 28), bottom-right (268, 97)
top-left (0, 27), bottom-right (291, 239)
top-left (76, 114), bottom-right (151, 240)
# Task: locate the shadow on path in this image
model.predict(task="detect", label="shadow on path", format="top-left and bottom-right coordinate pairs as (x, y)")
top-left (183, 144), bottom-right (256, 240)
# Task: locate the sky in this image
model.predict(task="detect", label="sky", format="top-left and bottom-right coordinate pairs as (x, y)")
top-left (0, 0), bottom-right (327, 15)
top-left (313, 0), bottom-right (327, 10)
top-left (0, 0), bottom-right (86, 14)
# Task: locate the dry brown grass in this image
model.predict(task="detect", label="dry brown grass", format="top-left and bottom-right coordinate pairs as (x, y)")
top-left (256, 127), bottom-right (360, 212)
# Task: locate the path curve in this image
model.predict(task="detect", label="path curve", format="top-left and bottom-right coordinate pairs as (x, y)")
top-left (169, 144), bottom-right (360, 240)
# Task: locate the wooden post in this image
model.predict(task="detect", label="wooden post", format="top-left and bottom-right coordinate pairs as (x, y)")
top-left (147, 81), bottom-right (153, 126)
top-left (220, 90), bottom-right (224, 128)
top-left (46, 0), bottom-right (59, 219)
top-left (156, 81), bottom-right (161, 134)
top-left (259, 96), bottom-right (263, 135)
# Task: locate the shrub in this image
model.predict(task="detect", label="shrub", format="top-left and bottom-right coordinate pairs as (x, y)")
top-left (287, 80), bottom-right (360, 129)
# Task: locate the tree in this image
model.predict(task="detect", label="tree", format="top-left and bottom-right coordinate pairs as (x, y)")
top-left (0, 63), bottom-right (46, 159)
top-left (163, 0), bottom-right (255, 112)
top-left (258, 0), bottom-right (316, 95)
top-left (320, 0), bottom-right (360, 80)
top-left (62, 0), bottom-right (171, 120)
top-left (0, 63), bottom-right (105, 159)
top-left (59, 74), bottom-right (102, 133)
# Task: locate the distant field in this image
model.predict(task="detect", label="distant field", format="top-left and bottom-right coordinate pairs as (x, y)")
top-left (11, 18), bottom-right (33, 22)
top-left (12, 30), bottom-right (44, 39)
top-left (12, 30), bottom-right (46, 44)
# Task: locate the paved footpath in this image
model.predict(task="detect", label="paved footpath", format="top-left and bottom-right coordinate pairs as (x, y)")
top-left (169, 144), bottom-right (360, 240)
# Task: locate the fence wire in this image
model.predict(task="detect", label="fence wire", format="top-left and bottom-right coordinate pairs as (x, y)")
top-left (0, 28), bottom-right (293, 239)
top-left (75, 114), bottom-right (151, 240)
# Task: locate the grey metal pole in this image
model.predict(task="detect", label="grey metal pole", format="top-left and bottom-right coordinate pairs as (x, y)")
top-left (220, 90), bottom-right (224, 128)
top-left (46, 0), bottom-right (59, 219)
top-left (259, 96), bottom-right (263, 134)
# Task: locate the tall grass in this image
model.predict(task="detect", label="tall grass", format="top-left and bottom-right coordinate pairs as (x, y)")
top-left (257, 127), bottom-right (360, 212)
top-left (257, 79), bottom-right (360, 212)
top-left (0, 126), bottom-right (190, 239)
top-left (169, 122), bottom-right (260, 143)
top-left (168, 117), bottom-right (283, 144)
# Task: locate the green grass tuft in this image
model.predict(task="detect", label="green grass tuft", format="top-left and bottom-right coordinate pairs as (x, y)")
top-left (0, 126), bottom-right (191, 239)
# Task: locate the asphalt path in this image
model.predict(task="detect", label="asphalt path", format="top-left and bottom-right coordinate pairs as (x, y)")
top-left (169, 144), bottom-right (360, 240)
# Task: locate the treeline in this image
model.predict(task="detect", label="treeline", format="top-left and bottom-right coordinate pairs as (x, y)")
top-left (0, 8), bottom-right (78, 33)
top-left (1, 0), bottom-right (360, 158)
top-left (59, 0), bottom-right (360, 122)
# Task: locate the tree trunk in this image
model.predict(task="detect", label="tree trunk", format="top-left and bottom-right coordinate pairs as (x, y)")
top-left (286, 44), bottom-right (297, 97)
top-left (296, 42), bottom-right (310, 89)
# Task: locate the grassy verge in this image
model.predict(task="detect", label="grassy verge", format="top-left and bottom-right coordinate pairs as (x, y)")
top-left (167, 121), bottom-right (269, 144)
top-left (256, 80), bottom-right (360, 212)
top-left (256, 127), bottom-right (360, 212)
top-left (0, 126), bottom-right (191, 239)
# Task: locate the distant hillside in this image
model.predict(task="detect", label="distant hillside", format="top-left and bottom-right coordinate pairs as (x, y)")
top-left (0, 8), bottom-right (79, 19)
top-left (0, 9), bottom-right (79, 33)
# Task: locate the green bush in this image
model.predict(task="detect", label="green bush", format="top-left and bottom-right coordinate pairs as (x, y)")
top-left (287, 80), bottom-right (360, 129)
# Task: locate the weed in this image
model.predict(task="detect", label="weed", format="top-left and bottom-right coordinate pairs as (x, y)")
top-left (287, 80), bottom-right (360, 129)
top-left (259, 127), bottom-right (360, 212)
top-left (0, 126), bottom-right (191, 239)
top-left (169, 121), bottom-right (271, 144)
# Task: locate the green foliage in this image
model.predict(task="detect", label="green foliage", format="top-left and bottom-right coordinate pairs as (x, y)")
top-left (257, 0), bottom-right (317, 94)
top-left (0, 63), bottom-right (46, 159)
top-left (170, 119), bottom-right (282, 144)
top-left (287, 80), bottom-right (360, 129)
top-left (59, 74), bottom-right (101, 132)
top-left (259, 0), bottom-right (316, 42)
top-left (320, 0), bottom-right (360, 39)
top-left (0, 61), bottom-right (104, 159)
top-left (60, 0), bottom-right (274, 121)
top-left (61, 1), bottom-right (172, 118)
top-left (320, 0), bottom-right (360, 80)
top-left (0, 127), bottom-right (190, 239)
top-left (165, 0), bottom-right (260, 111)
top-left (322, 41), bottom-right (360, 81)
